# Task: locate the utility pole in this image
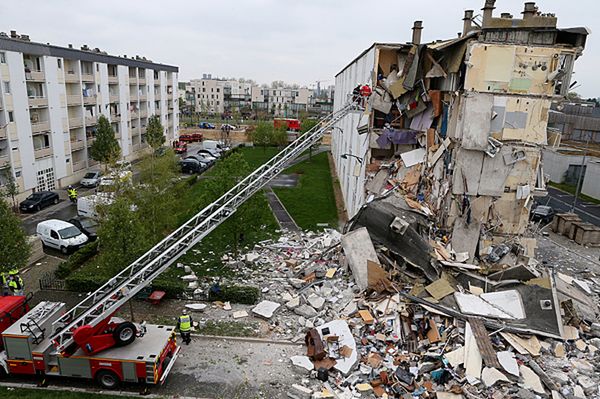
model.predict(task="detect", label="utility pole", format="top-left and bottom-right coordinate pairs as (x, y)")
top-left (571, 131), bottom-right (591, 212)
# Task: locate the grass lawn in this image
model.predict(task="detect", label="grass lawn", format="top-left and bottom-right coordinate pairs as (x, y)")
top-left (0, 387), bottom-right (130, 399)
top-left (548, 181), bottom-right (600, 205)
top-left (273, 151), bottom-right (338, 231)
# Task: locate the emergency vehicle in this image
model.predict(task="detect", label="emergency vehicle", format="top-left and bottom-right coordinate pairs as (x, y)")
top-left (273, 118), bottom-right (301, 132)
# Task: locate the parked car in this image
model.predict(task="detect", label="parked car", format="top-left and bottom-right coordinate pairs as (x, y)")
top-left (530, 205), bottom-right (555, 224)
top-left (179, 158), bottom-right (208, 174)
top-left (80, 171), bottom-right (101, 188)
top-left (198, 122), bottom-right (215, 129)
top-left (174, 141), bottom-right (188, 154)
top-left (178, 133), bottom-right (203, 142)
top-left (197, 149), bottom-right (221, 159)
top-left (68, 217), bottom-right (99, 241)
top-left (203, 140), bottom-right (228, 154)
top-left (220, 124), bottom-right (236, 131)
top-left (36, 219), bottom-right (89, 254)
top-left (185, 154), bottom-right (215, 166)
top-left (20, 191), bottom-right (59, 213)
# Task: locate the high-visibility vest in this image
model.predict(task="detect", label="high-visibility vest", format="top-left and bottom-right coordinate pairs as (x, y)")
top-left (1, 273), bottom-right (6, 286)
top-left (178, 315), bottom-right (191, 332)
top-left (8, 280), bottom-right (18, 292)
top-left (8, 268), bottom-right (18, 276)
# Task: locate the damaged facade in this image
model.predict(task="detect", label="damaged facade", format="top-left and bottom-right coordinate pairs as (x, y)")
top-left (332, 1), bottom-right (588, 257)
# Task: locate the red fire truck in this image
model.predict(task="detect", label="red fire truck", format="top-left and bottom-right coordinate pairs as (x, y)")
top-left (273, 118), bottom-right (301, 132)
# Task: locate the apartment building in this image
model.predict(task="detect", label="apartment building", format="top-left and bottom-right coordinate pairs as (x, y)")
top-left (332, 1), bottom-right (587, 245)
top-left (0, 31), bottom-right (179, 200)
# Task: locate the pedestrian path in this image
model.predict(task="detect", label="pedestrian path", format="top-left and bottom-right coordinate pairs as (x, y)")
top-left (264, 187), bottom-right (300, 231)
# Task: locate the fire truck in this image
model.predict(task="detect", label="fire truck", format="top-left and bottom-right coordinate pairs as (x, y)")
top-left (0, 94), bottom-right (365, 390)
top-left (273, 118), bottom-right (301, 132)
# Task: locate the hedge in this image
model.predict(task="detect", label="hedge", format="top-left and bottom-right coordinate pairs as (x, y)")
top-left (208, 284), bottom-right (260, 305)
top-left (55, 241), bottom-right (99, 278)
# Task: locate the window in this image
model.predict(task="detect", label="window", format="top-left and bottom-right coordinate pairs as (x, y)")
top-left (50, 230), bottom-right (59, 239)
top-left (57, 59), bottom-right (62, 69)
top-left (3, 81), bottom-right (10, 94)
top-left (197, 94), bottom-right (200, 99)
top-left (216, 88), bottom-right (220, 93)
top-left (8, 111), bottom-right (13, 122)
top-left (0, 52), bottom-right (5, 63)
top-left (202, 88), bottom-right (205, 92)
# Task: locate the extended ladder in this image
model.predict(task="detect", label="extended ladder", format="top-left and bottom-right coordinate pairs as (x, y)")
top-left (50, 100), bottom-right (361, 354)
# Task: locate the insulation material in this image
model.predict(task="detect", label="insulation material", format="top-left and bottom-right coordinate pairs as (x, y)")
top-left (459, 93), bottom-right (493, 150)
top-left (464, 43), bottom-right (575, 96)
top-left (452, 148), bottom-right (484, 196)
top-left (490, 96), bottom-right (550, 145)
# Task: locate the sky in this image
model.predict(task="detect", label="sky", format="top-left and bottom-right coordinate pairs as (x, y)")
top-left (1, 0), bottom-right (598, 97)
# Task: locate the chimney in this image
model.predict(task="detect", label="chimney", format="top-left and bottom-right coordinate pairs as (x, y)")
top-left (411, 21), bottom-right (423, 45)
top-left (10, 30), bottom-right (17, 38)
top-left (481, 0), bottom-right (496, 27)
top-left (20, 35), bottom-right (30, 41)
top-left (68, 44), bottom-right (73, 48)
top-left (522, 2), bottom-right (537, 20)
top-left (500, 13), bottom-right (513, 18)
top-left (463, 10), bottom-right (474, 35)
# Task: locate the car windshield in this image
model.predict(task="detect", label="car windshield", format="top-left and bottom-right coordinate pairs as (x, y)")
top-left (26, 193), bottom-right (43, 201)
top-left (535, 206), bottom-right (552, 215)
top-left (79, 218), bottom-right (98, 229)
top-left (83, 172), bottom-right (97, 179)
top-left (58, 226), bottom-right (82, 239)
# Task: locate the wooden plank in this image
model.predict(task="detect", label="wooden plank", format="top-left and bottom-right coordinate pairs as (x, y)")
top-left (468, 317), bottom-right (501, 368)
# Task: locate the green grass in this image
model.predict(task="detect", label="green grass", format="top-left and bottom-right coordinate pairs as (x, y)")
top-left (235, 146), bottom-right (280, 170)
top-left (548, 181), bottom-right (600, 205)
top-left (0, 387), bottom-right (131, 399)
top-left (273, 151), bottom-right (338, 231)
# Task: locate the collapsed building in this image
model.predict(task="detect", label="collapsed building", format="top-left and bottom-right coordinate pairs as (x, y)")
top-left (331, 1), bottom-right (588, 264)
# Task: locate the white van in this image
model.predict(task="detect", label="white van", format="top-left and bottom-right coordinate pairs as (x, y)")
top-left (36, 219), bottom-right (89, 254)
top-left (77, 194), bottom-right (113, 219)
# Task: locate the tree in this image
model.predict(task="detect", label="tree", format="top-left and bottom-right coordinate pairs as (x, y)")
top-left (0, 198), bottom-right (31, 273)
top-left (272, 124), bottom-right (288, 147)
top-left (146, 115), bottom-right (166, 151)
top-left (1, 169), bottom-right (19, 211)
top-left (249, 122), bottom-right (273, 151)
top-left (90, 115), bottom-right (121, 172)
top-left (205, 152), bottom-right (264, 254)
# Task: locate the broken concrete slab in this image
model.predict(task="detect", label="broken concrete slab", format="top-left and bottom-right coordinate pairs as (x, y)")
top-left (340, 227), bottom-right (378, 291)
top-left (294, 304), bottom-right (318, 318)
top-left (232, 310), bottom-right (248, 319)
top-left (288, 383), bottom-right (313, 399)
top-left (185, 303), bottom-right (207, 312)
top-left (286, 297), bottom-right (301, 310)
top-left (481, 367), bottom-right (510, 387)
top-left (251, 300), bottom-right (280, 319)
top-left (307, 294), bottom-right (325, 310)
top-left (497, 351), bottom-right (519, 377)
top-left (464, 322), bottom-right (483, 383)
top-left (290, 355), bottom-right (314, 372)
top-left (520, 364), bottom-right (545, 394)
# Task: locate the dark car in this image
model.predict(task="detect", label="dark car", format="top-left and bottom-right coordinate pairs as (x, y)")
top-left (185, 154), bottom-right (215, 167)
top-left (68, 217), bottom-right (98, 241)
top-left (198, 122), bottom-right (215, 129)
top-left (179, 159), bottom-right (208, 174)
top-left (530, 205), bottom-right (555, 224)
top-left (20, 191), bottom-right (59, 213)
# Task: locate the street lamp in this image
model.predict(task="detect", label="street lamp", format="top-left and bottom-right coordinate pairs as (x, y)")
top-left (571, 131), bottom-right (591, 212)
top-left (341, 153), bottom-right (363, 164)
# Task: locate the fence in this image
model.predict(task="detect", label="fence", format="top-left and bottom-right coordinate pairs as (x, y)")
top-left (39, 272), bottom-right (67, 291)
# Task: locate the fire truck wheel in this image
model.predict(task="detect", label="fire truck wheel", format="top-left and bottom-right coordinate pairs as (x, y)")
top-left (96, 369), bottom-right (120, 389)
top-left (113, 321), bottom-right (137, 346)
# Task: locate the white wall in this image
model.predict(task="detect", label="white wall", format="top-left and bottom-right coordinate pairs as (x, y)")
top-left (98, 63), bottom-right (110, 120)
top-left (117, 65), bottom-right (130, 158)
top-left (542, 148), bottom-right (599, 183)
top-left (173, 73), bottom-right (179, 139)
top-left (332, 46), bottom-right (375, 218)
top-left (44, 56), bottom-right (68, 181)
top-left (582, 161), bottom-right (600, 200)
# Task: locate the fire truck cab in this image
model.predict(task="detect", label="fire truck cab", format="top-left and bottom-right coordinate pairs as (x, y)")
top-left (0, 300), bottom-right (179, 389)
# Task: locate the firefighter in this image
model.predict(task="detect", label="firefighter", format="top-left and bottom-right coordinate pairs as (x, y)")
top-left (8, 274), bottom-right (24, 296)
top-left (177, 309), bottom-right (192, 345)
top-left (67, 186), bottom-right (78, 203)
top-left (1, 272), bottom-right (8, 296)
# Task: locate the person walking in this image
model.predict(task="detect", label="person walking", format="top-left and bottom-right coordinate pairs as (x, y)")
top-left (177, 309), bottom-right (192, 345)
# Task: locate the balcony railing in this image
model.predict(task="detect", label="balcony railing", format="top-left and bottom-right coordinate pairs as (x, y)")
top-left (131, 126), bottom-right (141, 136)
top-left (69, 117), bottom-right (84, 128)
top-left (34, 147), bottom-right (52, 159)
top-left (67, 94), bottom-right (81, 105)
top-left (109, 94), bottom-right (119, 103)
top-left (0, 155), bottom-right (9, 168)
top-left (108, 75), bottom-right (118, 84)
top-left (140, 109), bottom-right (148, 117)
top-left (130, 111), bottom-right (139, 119)
top-left (139, 94), bottom-right (147, 101)
top-left (72, 161), bottom-right (86, 172)
top-left (83, 95), bottom-right (96, 105)
top-left (110, 114), bottom-right (121, 122)
top-left (139, 77), bottom-right (146, 84)
top-left (81, 73), bottom-right (95, 82)
top-left (65, 71), bottom-right (80, 82)
top-left (28, 97), bottom-right (48, 107)
top-left (85, 115), bottom-right (97, 125)
top-left (130, 93), bottom-right (139, 101)
top-left (71, 140), bottom-right (85, 151)
top-left (87, 137), bottom-right (96, 146)
top-left (31, 120), bottom-right (50, 134)
top-left (0, 126), bottom-right (7, 140)
top-left (25, 70), bottom-right (45, 81)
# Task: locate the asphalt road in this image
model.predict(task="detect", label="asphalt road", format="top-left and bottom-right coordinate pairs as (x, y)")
top-left (540, 186), bottom-right (600, 226)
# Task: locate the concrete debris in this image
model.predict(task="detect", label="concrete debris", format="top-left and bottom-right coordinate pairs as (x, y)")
top-left (251, 300), bottom-right (280, 319)
top-left (290, 355), bottom-right (314, 372)
top-left (481, 366), bottom-right (509, 387)
top-left (232, 310), bottom-right (248, 319)
top-left (185, 303), bottom-right (207, 312)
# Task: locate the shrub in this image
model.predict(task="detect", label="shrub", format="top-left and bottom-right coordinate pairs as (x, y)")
top-left (151, 276), bottom-right (186, 299)
top-left (208, 284), bottom-right (260, 305)
top-left (55, 241), bottom-right (99, 278)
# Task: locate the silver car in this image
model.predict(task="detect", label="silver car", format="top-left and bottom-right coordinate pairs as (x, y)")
top-left (80, 171), bottom-right (101, 188)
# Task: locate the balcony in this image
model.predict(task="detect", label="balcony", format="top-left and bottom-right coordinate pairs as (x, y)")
top-left (85, 115), bottom-right (97, 125)
top-left (0, 126), bottom-right (6, 140)
top-left (31, 120), bottom-right (50, 134)
top-left (34, 147), bottom-right (52, 159)
top-left (130, 93), bottom-right (138, 101)
top-left (67, 94), bottom-right (81, 105)
top-left (140, 109), bottom-right (148, 118)
top-left (129, 76), bottom-right (138, 85)
top-left (71, 140), bottom-right (85, 151)
top-left (109, 94), bottom-right (119, 103)
top-left (65, 71), bottom-right (80, 83)
top-left (108, 75), bottom-right (118, 84)
top-left (87, 137), bottom-right (96, 146)
top-left (130, 111), bottom-right (139, 119)
top-left (72, 161), bottom-right (86, 172)
top-left (25, 70), bottom-right (45, 81)
top-left (140, 126), bottom-right (147, 135)
top-left (139, 77), bottom-right (146, 84)
top-left (167, 93), bottom-right (173, 100)
top-left (69, 117), bottom-right (84, 128)
top-left (0, 155), bottom-right (9, 168)
top-left (139, 94), bottom-right (147, 101)
top-left (28, 97), bottom-right (48, 108)
top-left (110, 114), bottom-right (121, 123)
top-left (81, 73), bottom-right (95, 82)
top-left (131, 126), bottom-right (141, 136)
top-left (83, 95), bottom-right (96, 105)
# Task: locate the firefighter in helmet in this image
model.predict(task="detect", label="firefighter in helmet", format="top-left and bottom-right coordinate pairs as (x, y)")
top-left (177, 309), bottom-right (193, 345)
top-left (67, 185), bottom-right (78, 203)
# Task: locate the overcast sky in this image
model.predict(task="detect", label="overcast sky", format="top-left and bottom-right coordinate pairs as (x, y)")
top-left (1, 0), bottom-right (598, 97)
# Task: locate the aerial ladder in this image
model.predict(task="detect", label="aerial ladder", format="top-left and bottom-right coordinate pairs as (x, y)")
top-left (49, 93), bottom-right (368, 357)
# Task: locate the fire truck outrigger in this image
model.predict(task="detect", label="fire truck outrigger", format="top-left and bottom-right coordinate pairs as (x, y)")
top-left (0, 93), bottom-right (367, 389)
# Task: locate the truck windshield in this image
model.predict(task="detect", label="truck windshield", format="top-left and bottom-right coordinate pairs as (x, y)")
top-left (58, 226), bottom-right (82, 239)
